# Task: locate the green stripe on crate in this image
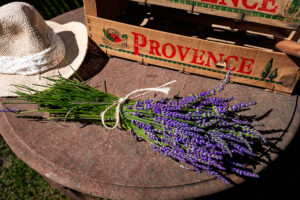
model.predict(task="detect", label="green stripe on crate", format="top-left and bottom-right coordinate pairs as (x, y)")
top-left (99, 44), bottom-right (282, 85)
top-left (167, 0), bottom-right (299, 23)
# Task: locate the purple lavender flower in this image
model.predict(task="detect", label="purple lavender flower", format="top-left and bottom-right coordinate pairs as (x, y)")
top-left (122, 70), bottom-right (265, 183)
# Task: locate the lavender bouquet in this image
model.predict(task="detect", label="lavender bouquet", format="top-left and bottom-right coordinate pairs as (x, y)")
top-left (6, 71), bottom-right (266, 183)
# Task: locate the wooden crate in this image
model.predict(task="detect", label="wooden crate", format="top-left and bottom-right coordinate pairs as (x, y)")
top-left (83, 0), bottom-right (300, 94)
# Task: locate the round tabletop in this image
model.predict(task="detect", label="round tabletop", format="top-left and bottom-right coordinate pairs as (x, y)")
top-left (1, 8), bottom-right (300, 200)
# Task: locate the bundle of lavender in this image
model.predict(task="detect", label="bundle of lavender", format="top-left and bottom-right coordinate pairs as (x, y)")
top-left (7, 71), bottom-right (266, 183)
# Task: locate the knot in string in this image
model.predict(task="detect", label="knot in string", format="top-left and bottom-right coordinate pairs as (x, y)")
top-left (100, 80), bottom-right (177, 130)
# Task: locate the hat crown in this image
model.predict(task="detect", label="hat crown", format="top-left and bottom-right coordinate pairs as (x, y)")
top-left (0, 2), bottom-right (50, 57)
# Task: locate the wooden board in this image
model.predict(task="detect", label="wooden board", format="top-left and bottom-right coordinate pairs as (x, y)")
top-left (130, 0), bottom-right (300, 29)
top-left (126, 1), bottom-right (298, 40)
top-left (85, 14), bottom-right (299, 94)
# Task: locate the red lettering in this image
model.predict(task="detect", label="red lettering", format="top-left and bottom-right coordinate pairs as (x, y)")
top-left (231, 0), bottom-right (239, 7)
top-left (205, 51), bottom-right (218, 67)
top-left (219, 0), bottom-right (227, 5)
top-left (191, 49), bottom-right (205, 65)
top-left (237, 57), bottom-right (254, 74)
top-left (162, 43), bottom-right (176, 58)
top-left (132, 32), bottom-right (147, 55)
top-left (224, 55), bottom-right (239, 71)
top-left (177, 45), bottom-right (190, 61)
top-left (219, 54), bottom-right (225, 62)
top-left (197, 0), bottom-right (278, 13)
top-left (201, 0), bottom-right (218, 3)
top-left (258, 0), bottom-right (278, 13)
top-left (242, 0), bottom-right (257, 10)
top-left (149, 40), bottom-right (161, 56)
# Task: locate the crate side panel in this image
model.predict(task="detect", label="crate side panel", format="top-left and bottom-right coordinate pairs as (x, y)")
top-left (86, 15), bottom-right (299, 94)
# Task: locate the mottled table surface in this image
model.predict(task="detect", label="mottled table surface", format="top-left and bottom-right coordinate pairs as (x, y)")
top-left (0, 8), bottom-right (299, 200)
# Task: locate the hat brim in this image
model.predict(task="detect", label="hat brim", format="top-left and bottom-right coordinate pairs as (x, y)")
top-left (0, 21), bottom-right (88, 97)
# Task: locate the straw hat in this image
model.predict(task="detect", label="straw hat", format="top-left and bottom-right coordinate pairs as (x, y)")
top-left (0, 2), bottom-right (88, 97)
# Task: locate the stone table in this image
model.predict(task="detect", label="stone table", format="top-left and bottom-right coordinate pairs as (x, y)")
top-left (0, 8), bottom-right (299, 200)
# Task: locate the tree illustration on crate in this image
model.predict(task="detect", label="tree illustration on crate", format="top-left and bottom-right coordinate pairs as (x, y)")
top-left (288, 0), bottom-right (300, 15)
top-left (261, 58), bottom-right (278, 81)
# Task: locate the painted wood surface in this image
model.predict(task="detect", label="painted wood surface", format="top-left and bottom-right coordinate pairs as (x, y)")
top-left (85, 14), bottom-right (299, 94)
top-left (130, 0), bottom-right (300, 29)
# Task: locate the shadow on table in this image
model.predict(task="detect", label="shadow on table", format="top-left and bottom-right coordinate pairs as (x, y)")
top-left (198, 114), bottom-right (300, 199)
top-left (71, 38), bottom-right (110, 81)
top-left (198, 76), bottom-right (300, 199)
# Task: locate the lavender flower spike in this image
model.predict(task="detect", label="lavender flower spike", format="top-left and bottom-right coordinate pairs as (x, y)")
top-left (122, 70), bottom-right (265, 183)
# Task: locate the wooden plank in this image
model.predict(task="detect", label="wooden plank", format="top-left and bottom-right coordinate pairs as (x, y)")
top-left (287, 30), bottom-right (300, 41)
top-left (130, 0), bottom-right (147, 3)
top-left (147, 0), bottom-right (193, 12)
top-left (86, 15), bottom-right (299, 94)
top-left (275, 40), bottom-right (300, 57)
top-left (135, 0), bottom-right (300, 29)
top-left (126, 1), bottom-right (296, 39)
top-left (84, 0), bottom-right (98, 16)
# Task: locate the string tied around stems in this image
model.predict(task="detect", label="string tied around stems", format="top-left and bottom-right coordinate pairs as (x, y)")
top-left (100, 80), bottom-right (177, 130)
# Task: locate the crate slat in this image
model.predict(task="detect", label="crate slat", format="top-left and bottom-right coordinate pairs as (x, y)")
top-left (126, 1), bottom-right (298, 40)
top-left (132, 0), bottom-right (300, 29)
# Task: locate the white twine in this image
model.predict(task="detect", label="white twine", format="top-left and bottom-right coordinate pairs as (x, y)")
top-left (100, 80), bottom-right (177, 130)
